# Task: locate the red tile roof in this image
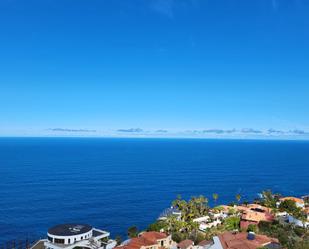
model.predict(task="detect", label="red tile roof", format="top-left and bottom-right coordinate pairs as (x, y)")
top-left (140, 231), bottom-right (167, 242)
top-left (218, 232), bottom-right (279, 249)
top-left (177, 240), bottom-right (194, 249)
top-left (114, 232), bottom-right (168, 249)
top-left (280, 197), bottom-right (304, 204)
top-left (241, 210), bottom-right (274, 223)
top-left (197, 240), bottom-right (212, 247)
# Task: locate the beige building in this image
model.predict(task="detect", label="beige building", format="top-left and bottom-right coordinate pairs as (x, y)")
top-left (115, 232), bottom-right (175, 249)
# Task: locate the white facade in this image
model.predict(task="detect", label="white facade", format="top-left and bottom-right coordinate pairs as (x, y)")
top-left (287, 215), bottom-right (309, 228)
top-left (207, 237), bottom-right (223, 249)
top-left (31, 225), bottom-right (117, 249)
top-left (47, 229), bottom-right (93, 245)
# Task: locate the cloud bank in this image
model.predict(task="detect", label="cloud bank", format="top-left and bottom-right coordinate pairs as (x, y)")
top-left (117, 128), bottom-right (144, 133)
top-left (49, 128), bottom-right (96, 133)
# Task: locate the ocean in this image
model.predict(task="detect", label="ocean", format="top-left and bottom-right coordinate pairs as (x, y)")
top-left (0, 138), bottom-right (308, 244)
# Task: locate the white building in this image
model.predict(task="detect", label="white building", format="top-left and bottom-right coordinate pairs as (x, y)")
top-left (32, 224), bottom-right (116, 249)
top-left (287, 214), bottom-right (309, 228)
top-left (278, 197), bottom-right (305, 208)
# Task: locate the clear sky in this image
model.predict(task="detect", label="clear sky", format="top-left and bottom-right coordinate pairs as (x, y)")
top-left (0, 0), bottom-right (309, 138)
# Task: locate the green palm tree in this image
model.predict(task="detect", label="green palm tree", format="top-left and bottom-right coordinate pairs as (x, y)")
top-left (213, 193), bottom-right (219, 204)
top-left (236, 194), bottom-right (241, 203)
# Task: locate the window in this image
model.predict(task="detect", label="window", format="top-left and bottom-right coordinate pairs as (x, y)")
top-left (161, 241), bottom-right (164, 246)
top-left (68, 239), bottom-right (70, 244)
top-left (54, 238), bottom-right (65, 244)
top-left (81, 236), bottom-right (83, 240)
top-left (47, 236), bottom-right (53, 243)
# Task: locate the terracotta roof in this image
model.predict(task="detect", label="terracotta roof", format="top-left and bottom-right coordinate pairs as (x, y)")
top-left (140, 231), bottom-right (167, 243)
top-left (247, 204), bottom-right (272, 213)
top-left (218, 232), bottom-right (279, 249)
top-left (177, 239), bottom-right (194, 249)
top-left (241, 210), bottom-right (274, 223)
top-left (279, 197), bottom-right (304, 204)
top-left (197, 240), bottom-right (212, 246)
top-left (114, 232), bottom-right (168, 249)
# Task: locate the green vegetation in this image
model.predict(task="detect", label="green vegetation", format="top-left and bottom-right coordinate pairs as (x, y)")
top-left (258, 220), bottom-right (309, 249)
top-left (145, 190), bottom-right (308, 249)
top-left (127, 226), bottom-right (139, 238)
top-left (147, 220), bottom-right (166, 232)
top-left (224, 216), bottom-right (240, 231)
top-left (115, 235), bottom-right (122, 245)
top-left (212, 193), bottom-right (219, 204)
top-left (100, 237), bottom-right (109, 243)
top-left (235, 194), bottom-right (241, 203)
top-left (261, 190), bottom-right (278, 208)
top-left (147, 195), bottom-right (212, 244)
top-left (247, 224), bottom-right (257, 233)
top-left (279, 199), bottom-right (299, 214)
top-left (172, 195), bottom-right (209, 222)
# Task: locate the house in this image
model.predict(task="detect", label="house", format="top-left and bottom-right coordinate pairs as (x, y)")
top-left (31, 223), bottom-right (117, 249)
top-left (207, 232), bottom-right (280, 249)
top-left (240, 209), bottom-right (274, 229)
top-left (194, 208), bottom-right (231, 232)
top-left (286, 208), bottom-right (309, 228)
top-left (115, 232), bottom-right (175, 249)
top-left (158, 207), bottom-right (182, 221)
top-left (278, 197), bottom-right (305, 208)
top-left (177, 240), bottom-right (194, 249)
top-left (196, 240), bottom-right (213, 249)
top-left (235, 205), bottom-right (274, 230)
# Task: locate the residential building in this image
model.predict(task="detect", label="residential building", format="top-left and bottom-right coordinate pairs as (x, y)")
top-left (177, 240), bottom-right (194, 249)
top-left (158, 207), bottom-right (182, 221)
top-left (207, 232), bottom-right (280, 249)
top-left (278, 197), bottom-right (305, 208)
top-left (115, 232), bottom-right (175, 249)
top-left (32, 223), bottom-right (116, 249)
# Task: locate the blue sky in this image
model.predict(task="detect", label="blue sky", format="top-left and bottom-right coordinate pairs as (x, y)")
top-left (0, 0), bottom-right (309, 138)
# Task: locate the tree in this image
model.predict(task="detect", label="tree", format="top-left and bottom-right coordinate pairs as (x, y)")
top-left (235, 194), bottom-right (241, 203)
top-left (212, 193), bottom-right (219, 204)
top-left (293, 209), bottom-right (308, 230)
top-left (147, 220), bottom-right (166, 232)
top-left (262, 190), bottom-right (277, 208)
top-left (127, 226), bottom-right (138, 238)
top-left (172, 232), bottom-right (184, 243)
top-left (172, 195), bottom-right (209, 222)
top-left (192, 232), bottom-right (206, 245)
top-left (279, 200), bottom-right (299, 214)
top-left (115, 235), bottom-right (122, 245)
top-left (224, 217), bottom-right (240, 231)
top-left (247, 224), bottom-right (258, 233)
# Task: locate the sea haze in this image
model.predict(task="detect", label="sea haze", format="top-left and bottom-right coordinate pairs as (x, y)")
top-left (0, 138), bottom-right (308, 243)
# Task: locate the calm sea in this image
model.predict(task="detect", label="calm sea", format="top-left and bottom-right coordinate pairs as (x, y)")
top-left (0, 138), bottom-right (308, 244)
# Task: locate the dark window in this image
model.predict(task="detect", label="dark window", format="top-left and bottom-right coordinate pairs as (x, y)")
top-left (161, 241), bottom-right (164, 246)
top-left (68, 239), bottom-right (70, 244)
top-left (81, 236), bottom-right (83, 240)
top-left (47, 236), bottom-right (53, 243)
top-left (54, 238), bottom-right (65, 244)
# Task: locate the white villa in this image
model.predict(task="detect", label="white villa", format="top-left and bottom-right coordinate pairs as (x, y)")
top-left (32, 224), bottom-right (117, 249)
top-left (193, 209), bottom-right (228, 231)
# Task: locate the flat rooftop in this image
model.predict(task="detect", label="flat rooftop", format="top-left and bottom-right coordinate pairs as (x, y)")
top-left (48, 224), bottom-right (92, 236)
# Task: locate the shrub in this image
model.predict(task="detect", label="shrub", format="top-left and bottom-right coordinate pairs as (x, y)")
top-left (247, 224), bottom-right (257, 233)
